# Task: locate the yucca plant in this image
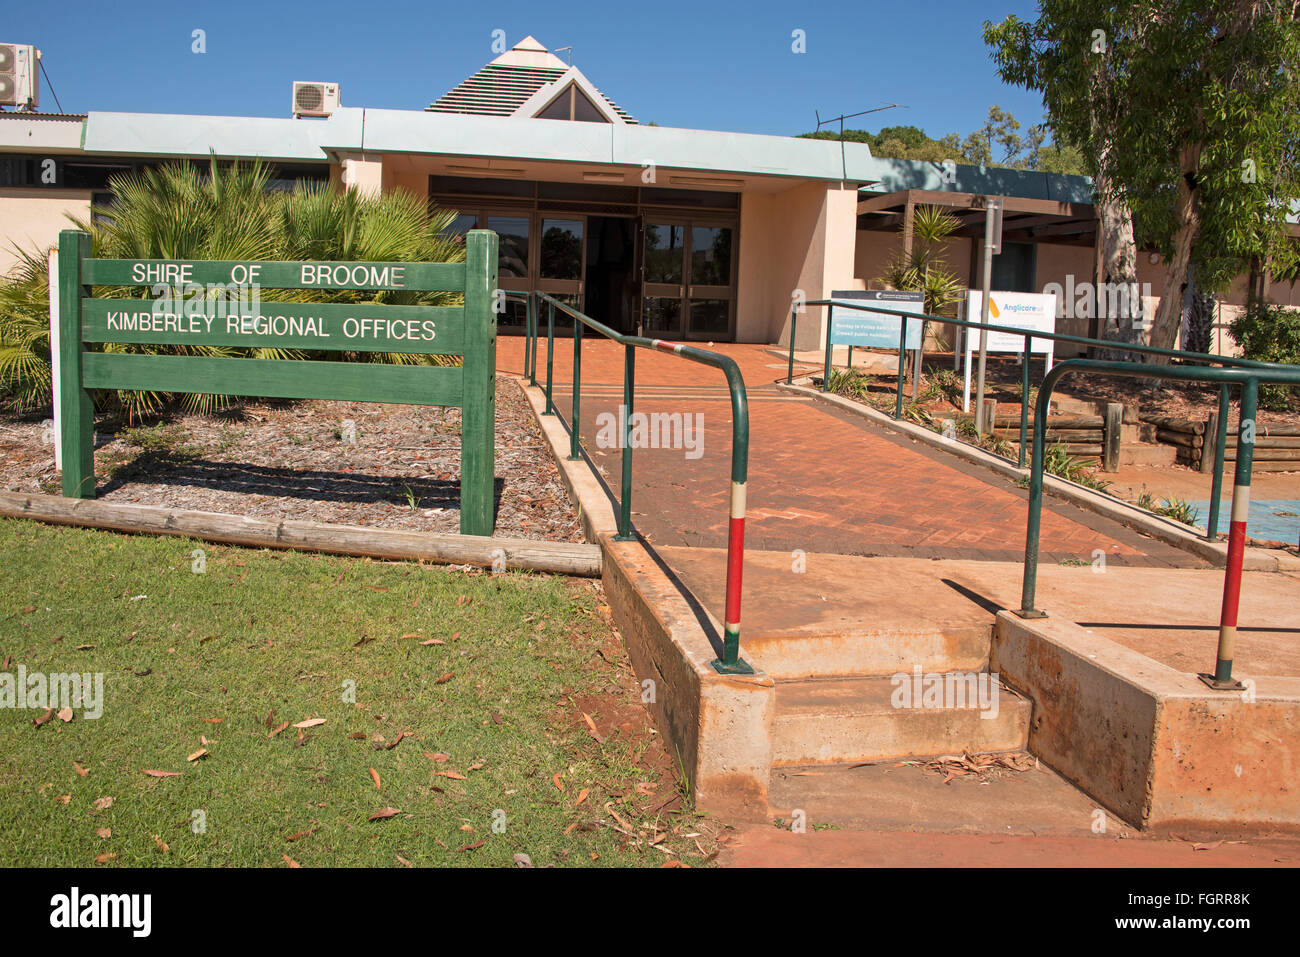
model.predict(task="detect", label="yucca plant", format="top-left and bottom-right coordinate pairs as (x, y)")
top-left (878, 205), bottom-right (965, 380)
top-left (0, 155), bottom-right (466, 422)
top-left (878, 205), bottom-right (965, 318)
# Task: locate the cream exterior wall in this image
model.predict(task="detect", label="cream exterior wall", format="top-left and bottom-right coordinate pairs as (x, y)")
top-left (738, 181), bottom-right (860, 349)
top-left (0, 189), bottom-right (93, 276)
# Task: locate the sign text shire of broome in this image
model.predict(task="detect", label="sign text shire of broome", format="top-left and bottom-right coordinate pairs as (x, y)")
top-left (128, 260), bottom-right (413, 288)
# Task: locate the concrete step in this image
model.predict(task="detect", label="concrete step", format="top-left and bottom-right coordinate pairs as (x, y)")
top-left (744, 623), bottom-right (992, 680)
top-left (1120, 442), bottom-right (1178, 467)
top-left (772, 674), bottom-right (1031, 766)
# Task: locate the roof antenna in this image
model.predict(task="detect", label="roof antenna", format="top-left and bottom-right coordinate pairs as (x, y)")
top-left (554, 45), bottom-right (573, 65)
top-left (814, 104), bottom-right (906, 181)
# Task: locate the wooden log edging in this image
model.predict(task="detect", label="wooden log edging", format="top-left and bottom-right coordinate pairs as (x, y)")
top-left (0, 491), bottom-right (602, 577)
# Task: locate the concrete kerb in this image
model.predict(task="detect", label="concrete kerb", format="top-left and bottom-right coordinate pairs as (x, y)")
top-left (993, 610), bottom-right (1300, 831)
top-left (514, 378), bottom-right (775, 820)
top-left (779, 377), bottom-right (1300, 574)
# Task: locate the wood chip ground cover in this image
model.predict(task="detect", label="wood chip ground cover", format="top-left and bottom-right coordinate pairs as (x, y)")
top-left (0, 378), bottom-right (583, 543)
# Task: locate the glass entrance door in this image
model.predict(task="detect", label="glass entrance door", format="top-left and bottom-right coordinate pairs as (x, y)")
top-left (686, 223), bottom-right (734, 340)
top-left (641, 221), bottom-right (686, 337)
top-left (641, 220), bottom-right (735, 340)
top-left (538, 217), bottom-right (584, 329)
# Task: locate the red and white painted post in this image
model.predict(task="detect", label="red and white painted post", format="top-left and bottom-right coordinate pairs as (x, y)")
top-left (1203, 379), bottom-right (1258, 690)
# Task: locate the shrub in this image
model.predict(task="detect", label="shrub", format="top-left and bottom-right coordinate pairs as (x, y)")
top-left (1229, 300), bottom-right (1300, 410)
top-left (0, 156), bottom-right (465, 422)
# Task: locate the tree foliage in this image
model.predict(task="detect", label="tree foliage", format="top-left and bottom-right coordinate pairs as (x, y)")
top-left (985, 1), bottom-right (1300, 351)
top-left (801, 109), bottom-right (1089, 174)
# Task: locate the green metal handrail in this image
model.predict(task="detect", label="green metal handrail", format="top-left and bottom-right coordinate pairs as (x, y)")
top-left (1019, 358), bottom-right (1300, 690)
top-left (528, 291), bottom-right (754, 676)
top-left (792, 298), bottom-right (1298, 541)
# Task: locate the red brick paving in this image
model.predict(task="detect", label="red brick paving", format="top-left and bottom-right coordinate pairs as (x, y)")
top-left (497, 336), bottom-right (1203, 567)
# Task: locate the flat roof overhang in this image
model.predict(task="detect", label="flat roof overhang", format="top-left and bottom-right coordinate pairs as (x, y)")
top-left (857, 188), bottom-right (1100, 246)
top-left (71, 107), bottom-right (879, 186)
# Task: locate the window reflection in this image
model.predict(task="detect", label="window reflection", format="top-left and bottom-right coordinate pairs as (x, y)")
top-left (540, 219), bottom-right (583, 280)
top-left (690, 226), bottom-right (731, 286)
top-left (644, 223), bottom-right (684, 284)
top-left (487, 216), bottom-right (529, 278)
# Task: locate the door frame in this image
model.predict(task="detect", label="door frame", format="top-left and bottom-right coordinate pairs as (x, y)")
top-left (639, 216), bottom-right (738, 341)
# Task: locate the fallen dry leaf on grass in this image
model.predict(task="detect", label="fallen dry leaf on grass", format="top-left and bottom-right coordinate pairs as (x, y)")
top-left (285, 829), bottom-right (316, 842)
top-left (424, 752), bottom-right (450, 762)
top-left (457, 839), bottom-right (485, 852)
top-left (153, 835), bottom-right (169, 854)
top-left (435, 771), bottom-right (466, 780)
top-left (368, 808), bottom-right (401, 821)
top-left (377, 732), bottom-right (412, 751)
top-left (293, 718), bottom-right (326, 729)
top-left (92, 797), bottom-right (113, 811)
top-left (581, 712), bottom-right (604, 743)
top-left (199, 717), bottom-right (224, 724)
top-left (420, 639), bottom-right (445, 646)
top-left (94, 853), bottom-right (117, 864)
top-left (187, 749), bottom-right (208, 763)
top-left (54, 794), bottom-right (71, 804)
top-left (32, 709), bottom-right (54, 727)
top-left (575, 789), bottom-right (589, 807)
top-left (553, 773), bottom-right (564, 792)
top-left (142, 770), bottom-right (181, 778)
top-left (396, 855), bottom-right (413, 867)
top-left (283, 854), bottom-right (301, 868)
top-left (435, 672), bottom-right (455, 684)
top-left (369, 768), bottom-right (381, 790)
top-left (268, 722), bottom-right (290, 738)
top-left (95, 827), bottom-right (110, 839)
top-left (56, 707), bottom-right (73, 722)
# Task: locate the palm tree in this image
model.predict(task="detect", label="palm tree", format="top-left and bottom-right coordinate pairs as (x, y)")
top-left (0, 156), bottom-right (466, 422)
top-left (0, 247), bottom-right (53, 413)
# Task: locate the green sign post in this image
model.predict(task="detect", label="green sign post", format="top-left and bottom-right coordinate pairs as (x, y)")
top-left (55, 228), bottom-right (499, 536)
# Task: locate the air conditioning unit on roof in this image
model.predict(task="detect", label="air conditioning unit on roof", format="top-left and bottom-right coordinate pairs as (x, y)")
top-left (292, 81), bottom-right (340, 118)
top-left (0, 44), bottom-right (40, 109)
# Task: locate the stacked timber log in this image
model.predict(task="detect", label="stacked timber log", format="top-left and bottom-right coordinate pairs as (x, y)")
top-left (1223, 424), bottom-right (1300, 473)
top-left (994, 414), bottom-right (1105, 464)
top-left (1143, 414), bottom-right (1300, 473)
top-left (1142, 414), bottom-right (1204, 469)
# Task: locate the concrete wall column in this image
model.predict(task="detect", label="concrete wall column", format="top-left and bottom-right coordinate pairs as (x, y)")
top-left (336, 152), bottom-right (383, 198)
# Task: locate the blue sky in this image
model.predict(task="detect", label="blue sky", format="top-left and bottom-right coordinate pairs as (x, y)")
top-left (10, 0), bottom-right (1048, 139)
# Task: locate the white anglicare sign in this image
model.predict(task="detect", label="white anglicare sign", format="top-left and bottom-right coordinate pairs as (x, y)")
top-left (960, 290), bottom-right (1059, 413)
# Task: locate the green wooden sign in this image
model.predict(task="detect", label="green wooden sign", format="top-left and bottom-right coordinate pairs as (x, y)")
top-left (56, 228), bottom-right (499, 536)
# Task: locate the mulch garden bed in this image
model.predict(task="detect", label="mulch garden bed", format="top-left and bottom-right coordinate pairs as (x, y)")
top-left (0, 377), bottom-right (584, 543)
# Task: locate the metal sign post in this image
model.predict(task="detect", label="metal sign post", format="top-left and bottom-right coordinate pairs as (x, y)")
top-left (974, 197), bottom-right (1003, 434)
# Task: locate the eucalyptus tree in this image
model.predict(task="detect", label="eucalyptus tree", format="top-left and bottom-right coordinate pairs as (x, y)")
top-left (985, 1), bottom-right (1300, 355)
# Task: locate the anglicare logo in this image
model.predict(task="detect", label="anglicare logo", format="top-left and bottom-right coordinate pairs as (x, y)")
top-left (49, 887), bottom-right (151, 937)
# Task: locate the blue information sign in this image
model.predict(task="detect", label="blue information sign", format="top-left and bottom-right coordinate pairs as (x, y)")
top-left (829, 290), bottom-right (926, 349)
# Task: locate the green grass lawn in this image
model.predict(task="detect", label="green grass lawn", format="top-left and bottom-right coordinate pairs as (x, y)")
top-left (0, 518), bottom-right (709, 867)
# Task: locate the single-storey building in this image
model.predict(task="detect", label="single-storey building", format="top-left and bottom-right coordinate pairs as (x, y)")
top-left (2, 35), bottom-right (1296, 356)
